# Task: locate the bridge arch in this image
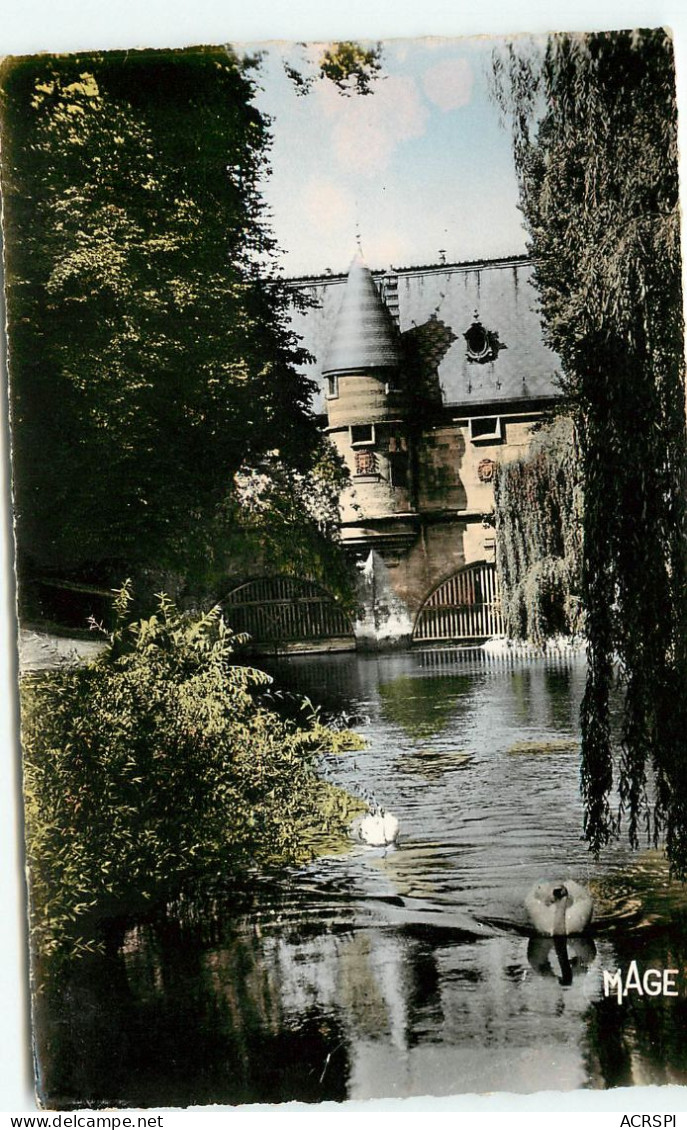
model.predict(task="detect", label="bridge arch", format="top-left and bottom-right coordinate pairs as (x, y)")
top-left (412, 561), bottom-right (503, 644)
top-left (221, 575), bottom-right (354, 650)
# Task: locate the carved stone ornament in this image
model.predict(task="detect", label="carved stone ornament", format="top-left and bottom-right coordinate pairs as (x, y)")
top-left (355, 449), bottom-right (377, 476)
top-left (477, 457), bottom-right (496, 483)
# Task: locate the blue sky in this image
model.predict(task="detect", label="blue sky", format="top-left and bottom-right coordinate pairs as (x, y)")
top-left (251, 36), bottom-right (535, 276)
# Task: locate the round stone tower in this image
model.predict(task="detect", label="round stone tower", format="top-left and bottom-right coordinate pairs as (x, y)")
top-left (323, 254), bottom-right (417, 555)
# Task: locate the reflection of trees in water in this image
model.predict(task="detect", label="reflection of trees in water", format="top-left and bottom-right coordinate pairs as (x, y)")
top-left (270, 923), bottom-right (443, 1054)
top-left (37, 900), bottom-right (449, 1107)
top-left (37, 917), bottom-right (351, 1108)
top-left (574, 855), bottom-right (687, 1089)
top-left (37, 896), bottom-right (687, 1106)
top-left (405, 941), bottom-right (443, 1046)
top-left (265, 652), bottom-right (587, 753)
top-left (378, 674), bottom-right (477, 739)
top-left (583, 993), bottom-right (635, 1089)
top-left (544, 667), bottom-right (574, 731)
top-left (508, 663), bottom-right (584, 733)
top-left (508, 668), bottom-right (534, 726)
top-left (582, 927), bottom-right (687, 1089)
top-left (261, 652), bottom-right (376, 723)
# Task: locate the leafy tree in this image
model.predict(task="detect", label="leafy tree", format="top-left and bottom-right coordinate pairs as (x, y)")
top-left (231, 444), bottom-right (353, 600)
top-left (0, 48), bottom-right (345, 603)
top-left (284, 41), bottom-right (383, 97)
top-left (492, 30), bottom-right (687, 869)
top-left (494, 417), bottom-right (582, 645)
top-left (21, 587), bottom-right (363, 960)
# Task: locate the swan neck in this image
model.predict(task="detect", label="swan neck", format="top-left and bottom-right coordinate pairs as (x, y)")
top-left (552, 898), bottom-right (567, 936)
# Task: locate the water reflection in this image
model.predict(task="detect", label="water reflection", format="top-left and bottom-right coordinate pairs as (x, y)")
top-left (37, 649), bottom-right (687, 1106)
top-left (378, 672), bottom-right (478, 739)
top-left (396, 747), bottom-right (475, 781)
top-left (527, 936), bottom-right (597, 986)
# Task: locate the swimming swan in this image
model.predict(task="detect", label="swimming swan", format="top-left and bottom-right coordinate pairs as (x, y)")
top-left (525, 880), bottom-right (593, 936)
top-left (351, 808), bottom-right (400, 847)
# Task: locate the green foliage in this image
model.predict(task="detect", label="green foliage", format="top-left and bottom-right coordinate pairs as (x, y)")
top-left (1, 48), bottom-right (343, 599)
top-left (494, 417), bottom-right (583, 645)
top-left (493, 31), bottom-right (687, 870)
top-left (21, 588), bottom-right (363, 959)
top-left (284, 41), bottom-right (383, 97)
top-left (228, 444), bottom-right (354, 606)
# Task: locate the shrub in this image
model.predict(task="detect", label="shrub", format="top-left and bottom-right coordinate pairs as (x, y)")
top-left (21, 587), bottom-right (363, 958)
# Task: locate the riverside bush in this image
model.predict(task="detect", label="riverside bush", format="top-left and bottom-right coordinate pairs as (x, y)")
top-left (21, 587), bottom-right (363, 959)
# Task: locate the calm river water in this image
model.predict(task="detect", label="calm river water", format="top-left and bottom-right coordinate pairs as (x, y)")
top-left (39, 648), bottom-right (687, 1108)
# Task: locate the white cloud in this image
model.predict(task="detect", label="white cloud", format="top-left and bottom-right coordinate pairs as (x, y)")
top-left (422, 58), bottom-right (474, 111)
top-left (364, 228), bottom-right (413, 267)
top-left (317, 74), bottom-right (428, 176)
top-left (302, 178), bottom-right (356, 236)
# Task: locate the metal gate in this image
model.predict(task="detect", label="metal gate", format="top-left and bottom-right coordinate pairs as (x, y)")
top-left (413, 561), bottom-right (503, 643)
top-left (223, 576), bottom-right (353, 647)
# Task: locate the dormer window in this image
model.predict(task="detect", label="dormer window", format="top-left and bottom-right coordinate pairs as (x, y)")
top-left (469, 416), bottom-right (502, 444)
top-left (350, 424), bottom-right (375, 446)
top-left (463, 314), bottom-right (507, 364)
top-left (464, 321), bottom-right (490, 361)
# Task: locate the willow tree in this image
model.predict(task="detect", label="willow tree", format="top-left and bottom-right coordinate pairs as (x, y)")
top-left (494, 417), bottom-right (582, 646)
top-left (493, 30), bottom-right (687, 870)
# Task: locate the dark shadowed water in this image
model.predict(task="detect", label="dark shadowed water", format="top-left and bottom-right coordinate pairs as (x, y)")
top-left (38, 648), bottom-right (687, 1108)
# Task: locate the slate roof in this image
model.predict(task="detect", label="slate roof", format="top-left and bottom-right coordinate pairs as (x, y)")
top-left (289, 256), bottom-right (563, 415)
top-left (322, 254), bottom-right (401, 376)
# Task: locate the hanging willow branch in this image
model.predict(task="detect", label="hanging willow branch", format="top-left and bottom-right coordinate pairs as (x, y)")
top-left (494, 417), bottom-right (582, 646)
top-left (492, 29), bottom-right (687, 873)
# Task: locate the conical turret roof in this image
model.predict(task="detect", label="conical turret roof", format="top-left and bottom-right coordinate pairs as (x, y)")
top-left (322, 254), bottom-right (401, 376)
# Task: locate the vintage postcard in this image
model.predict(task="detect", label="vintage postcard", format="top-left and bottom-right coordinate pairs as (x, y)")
top-left (2, 22), bottom-right (687, 1112)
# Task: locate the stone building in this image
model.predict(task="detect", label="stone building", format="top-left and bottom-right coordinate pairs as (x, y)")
top-left (226, 252), bottom-right (561, 651)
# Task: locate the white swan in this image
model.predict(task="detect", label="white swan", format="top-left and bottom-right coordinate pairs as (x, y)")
top-left (351, 808), bottom-right (400, 847)
top-left (525, 880), bottom-right (593, 936)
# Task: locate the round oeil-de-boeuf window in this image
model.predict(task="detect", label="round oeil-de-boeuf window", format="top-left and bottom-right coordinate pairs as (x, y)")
top-left (464, 320), bottom-right (491, 361)
top-left (463, 318), bottom-right (505, 364)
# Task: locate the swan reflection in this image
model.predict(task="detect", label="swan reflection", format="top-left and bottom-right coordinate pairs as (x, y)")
top-left (527, 935), bottom-right (597, 986)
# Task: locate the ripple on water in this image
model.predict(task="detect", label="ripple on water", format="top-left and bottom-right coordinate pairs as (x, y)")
top-left (59, 649), bottom-right (687, 1107)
